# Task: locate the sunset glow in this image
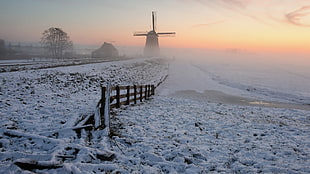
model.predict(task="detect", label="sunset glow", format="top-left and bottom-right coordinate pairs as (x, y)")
top-left (1, 0), bottom-right (309, 55)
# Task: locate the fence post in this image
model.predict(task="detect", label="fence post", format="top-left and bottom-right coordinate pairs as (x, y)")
top-left (145, 85), bottom-right (148, 100)
top-left (151, 85), bottom-right (155, 95)
top-left (145, 85), bottom-right (149, 99)
top-left (116, 85), bottom-right (120, 108)
top-left (126, 85), bottom-right (130, 105)
top-left (140, 86), bottom-right (143, 102)
top-left (104, 82), bottom-right (111, 136)
top-left (134, 85), bottom-right (137, 104)
top-left (101, 86), bottom-right (106, 123)
top-left (146, 85), bottom-right (149, 98)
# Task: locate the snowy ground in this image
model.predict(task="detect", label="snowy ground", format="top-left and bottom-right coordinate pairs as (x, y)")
top-left (110, 58), bottom-right (310, 173)
top-left (0, 58), bottom-right (168, 133)
top-left (0, 58), bottom-right (168, 173)
top-left (0, 55), bottom-right (309, 173)
top-left (0, 57), bottom-right (128, 72)
top-left (112, 97), bottom-right (309, 173)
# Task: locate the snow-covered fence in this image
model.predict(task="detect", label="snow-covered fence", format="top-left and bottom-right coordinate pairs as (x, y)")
top-left (109, 85), bottom-right (155, 108)
top-left (95, 83), bottom-right (155, 131)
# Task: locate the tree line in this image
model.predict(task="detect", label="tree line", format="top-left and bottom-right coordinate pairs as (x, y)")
top-left (1, 27), bottom-right (73, 59)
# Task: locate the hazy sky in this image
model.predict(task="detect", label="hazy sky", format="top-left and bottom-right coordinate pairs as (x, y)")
top-left (0, 0), bottom-right (309, 54)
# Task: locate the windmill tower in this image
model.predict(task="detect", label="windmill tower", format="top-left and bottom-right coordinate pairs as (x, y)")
top-left (134, 11), bottom-right (175, 57)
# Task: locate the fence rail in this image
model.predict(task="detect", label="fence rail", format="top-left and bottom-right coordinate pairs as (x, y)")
top-left (77, 75), bottom-right (168, 134)
top-left (95, 83), bottom-right (156, 132)
top-left (101, 84), bottom-right (154, 109)
top-left (78, 75), bottom-right (168, 134)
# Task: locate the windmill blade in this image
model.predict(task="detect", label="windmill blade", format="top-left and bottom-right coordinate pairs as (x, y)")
top-left (152, 11), bottom-right (157, 32)
top-left (133, 31), bottom-right (148, 36)
top-left (157, 32), bottom-right (176, 37)
top-left (157, 32), bottom-right (176, 35)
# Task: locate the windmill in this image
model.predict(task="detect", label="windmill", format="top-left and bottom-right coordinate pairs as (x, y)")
top-left (134, 11), bottom-right (176, 57)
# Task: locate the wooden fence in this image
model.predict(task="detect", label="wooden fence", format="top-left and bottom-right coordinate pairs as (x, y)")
top-left (106, 84), bottom-right (155, 109)
top-left (94, 83), bottom-right (156, 133)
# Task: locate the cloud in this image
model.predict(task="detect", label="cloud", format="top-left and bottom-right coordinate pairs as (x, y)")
top-left (285, 6), bottom-right (310, 27)
top-left (186, 0), bottom-right (310, 27)
top-left (192, 20), bottom-right (225, 28)
top-left (218, 0), bottom-right (270, 25)
top-left (189, 0), bottom-right (268, 24)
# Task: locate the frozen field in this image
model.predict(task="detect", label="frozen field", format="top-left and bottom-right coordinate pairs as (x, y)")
top-left (112, 96), bottom-right (309, 173)
top-left (0, 55), bottom-right (309, 173)
top-left (0, 57), bottom-right (125, 72)
top-left (0, 58), bottom-right (168, 134)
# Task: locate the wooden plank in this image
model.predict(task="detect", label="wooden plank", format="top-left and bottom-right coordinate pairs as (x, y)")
top-left (110, 95), bottom-right (116, 102)
top-left (151, 85), bottom-right (155, 95)
top-left (116, 85), bottom-right (135, 90)
top-left (110, 103), bottom-right (117, 109)
top-left (94, 106), bottom-right (101, 129)
top-left (148, 85), bottom-right (151, 98)
top-left (111, 85), bottom-right (146, 92)
top-left (140, 86), bottom-right (143, 102)
top-left (140, 93), bottom-right (145, 100)
top-left (120, 94), bottom-right (128, 99)
top-left (145, 85), bottom-right (147, 100)
top-left (76, 114), bottom-right (93, 127)
top-left (134, 85), bottom-right (137, 104)
top-left (116, 86), bottom-right (120, 108)
top-left (120, 101), bottom-right (128, 106)
top-left (129, 93), bottom-right (136, 97)
top-left (104, 82), bottom-right (111, 135)
top-left (101, 87), bottom-right (106, 118)
top-left (126, 86), bottom-right (130, 105)
top-left (118, 86), bottom-right (128, 90)
top-left (129, 98), bottom-right (137, 104)
top-left (99, 84), bottom-right (156, 120)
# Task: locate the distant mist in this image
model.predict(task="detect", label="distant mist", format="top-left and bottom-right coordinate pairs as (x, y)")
top-left (160, 47), bottom-right (310, 68)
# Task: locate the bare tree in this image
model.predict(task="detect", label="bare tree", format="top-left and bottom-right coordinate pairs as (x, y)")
top-left (41, 27), bottom-right (73, 59)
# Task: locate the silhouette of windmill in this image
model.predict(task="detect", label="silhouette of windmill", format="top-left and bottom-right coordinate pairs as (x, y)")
top-left (134, 11), bottom-right (176, 57)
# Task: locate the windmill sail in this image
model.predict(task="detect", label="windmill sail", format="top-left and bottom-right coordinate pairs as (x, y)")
top-left (157, 32), bottom-right (176, 36)
top-left (133, 32), bottom-right (148, 36)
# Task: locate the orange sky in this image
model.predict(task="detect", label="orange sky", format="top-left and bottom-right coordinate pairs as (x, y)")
top-left (1, 0), bottom-right (310, 55)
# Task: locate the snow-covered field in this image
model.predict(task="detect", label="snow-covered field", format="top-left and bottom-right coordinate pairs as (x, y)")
top-left (112, 57), bottom-right (310, 173)
top-left (112, 97), bottom-right (309, 173)
top-left (0, 58), bottom-right (168, 173)
top-left (0, 55), bottom-right (309, 173)
top-left (0, 57), bottom-right (125, 72)
top-left (0, 58), bottom-right (168, 133)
